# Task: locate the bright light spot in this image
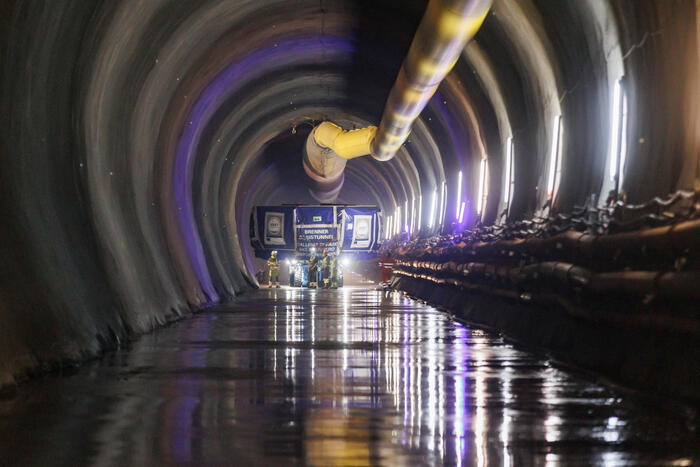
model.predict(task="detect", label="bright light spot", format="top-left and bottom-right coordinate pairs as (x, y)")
top-left (411, 197), bottom-right (416, 234)
top-left (547, 115), bottom-right (562, 199)
top-left (440, 180), bottom-right (447, 227)
top-left (395, 206), bottom-right (401, 235)
top-left (619, 93), bottom-right (628, 188)
top-left (429, 189), bottom-right (437, 228)
top-left (668, 459), bottom-right (693, 467)
top-left (504, 137), bottom-right (514, 210)
top-left (609, 79), bottom-right (629, 191)
top-left (438, 181), bottom-right (446, 227)
top-left (404, 200), bottom-right (408, 233)
top-left (609, 80), bottom-right (622, 181)
top-left (458, 201), bottom-right (466, 224)
top-left (477, 159), bottom-right (487, 215)
top-left (545, 415), bottom-right (562, 443)
top-left (341, 257), bottom-right (351, 267)
top-left (418, 194), bottom-right (422, 229)
top-left (603, 416), bottom-right (623, 443)
top-left (456, 171), bottom-right (462, 219)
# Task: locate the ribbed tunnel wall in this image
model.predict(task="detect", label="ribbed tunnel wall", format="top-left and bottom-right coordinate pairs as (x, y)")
top-left (1, 0), bottom-right (698, 386)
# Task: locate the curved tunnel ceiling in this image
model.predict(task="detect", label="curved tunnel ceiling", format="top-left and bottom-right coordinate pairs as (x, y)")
top-left (0, 0), bottom-right (698, 385)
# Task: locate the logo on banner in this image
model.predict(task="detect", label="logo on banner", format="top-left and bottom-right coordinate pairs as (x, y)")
top-left (264, 212), bottom-right (286, 245)
top-left (351, 215), bottom-right (372, 248)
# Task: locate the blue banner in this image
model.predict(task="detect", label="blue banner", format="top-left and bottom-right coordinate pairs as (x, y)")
top-left (296, 206), bottom-right (335, 225)
top-left (251, 204), bottom-right (381, 259)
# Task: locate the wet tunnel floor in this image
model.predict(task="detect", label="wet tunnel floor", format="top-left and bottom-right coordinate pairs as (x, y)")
top-left (1, 288), bottom-right (698, 466)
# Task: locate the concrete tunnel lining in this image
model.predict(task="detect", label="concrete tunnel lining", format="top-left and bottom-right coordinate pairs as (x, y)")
top-left (0, 0), bottom-right (698, 390)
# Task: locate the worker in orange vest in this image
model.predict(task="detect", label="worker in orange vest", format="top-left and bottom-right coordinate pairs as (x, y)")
top-left (308, 250), bottom-right (319, 288)
top-left (379, 253), bottom-right (396, 283)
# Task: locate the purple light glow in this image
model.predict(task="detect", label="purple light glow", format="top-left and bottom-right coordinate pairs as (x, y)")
top-left (171, 315), bottom-right (213, 462)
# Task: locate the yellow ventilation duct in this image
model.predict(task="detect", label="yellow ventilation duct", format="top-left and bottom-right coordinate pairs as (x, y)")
top-left (305, 0), bottom-right (492, 200)
top-left (372, 0), bottom-right (491, 161)
top-left (312, 122), bottom-right (378, 160)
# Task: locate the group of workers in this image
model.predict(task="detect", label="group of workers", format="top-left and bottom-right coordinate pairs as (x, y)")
top-left (308, 249), bottom-right (339, 289)
top-left (266, 249), bottom-right (339, 288)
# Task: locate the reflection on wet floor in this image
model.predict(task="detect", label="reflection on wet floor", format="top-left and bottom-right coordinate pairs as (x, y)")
top-left (0, 288), bottom-right (697, 465)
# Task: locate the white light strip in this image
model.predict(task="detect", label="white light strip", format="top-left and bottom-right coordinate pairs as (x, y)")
top-left (547, 115), bottom-right (562, 198)
top-left (411, 197), bottom-right (416, 234)
top-left (404, 200), bottom-right (409, 232)
top-left (609, 80), bottom-right (622, 181)
top-left (509, 139), bottom-right (515, 208)
top-left (503, 137), bottom-right (513, 207)
top-left (441, 180), bottom-right (447, 227)
top-left (437, 187), bottom-right (442, 227)
top-left (619, 93), bottom-right (628, 189)
top-left (386, 216), bottom-right (392, 239)
top-left (458, 201), bottom-right (466, 224)
top-left (438, 181), bottom-right (445, 228)
top-left (395, 206), bottom-right (401, 236)
top-left (429, 189), bottom-right (437, 228)
top-left (554, 118), bottom-right (563, 198)
top-left (418, 195), bottom-right (422, 230)
top-left (477, 159), bottom-right (486, 215)
top-left (456, 171), bottom-right (462, 219)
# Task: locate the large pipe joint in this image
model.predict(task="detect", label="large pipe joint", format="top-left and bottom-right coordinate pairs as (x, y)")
top-left (303, 127), bottom-right (348, 202)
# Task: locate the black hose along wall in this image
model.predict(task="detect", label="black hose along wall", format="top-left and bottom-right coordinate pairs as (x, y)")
top-left (1, 0), bottom-right (698, 389)
top-left (391, 208), bottom-right (700, 400)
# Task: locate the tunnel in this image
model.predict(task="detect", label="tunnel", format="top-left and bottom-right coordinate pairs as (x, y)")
top-left (1, 0), bottom-right (699, 464)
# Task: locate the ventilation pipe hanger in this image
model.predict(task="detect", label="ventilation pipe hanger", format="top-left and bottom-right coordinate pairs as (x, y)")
top-left (304, 0), bottom-right (492, 201)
